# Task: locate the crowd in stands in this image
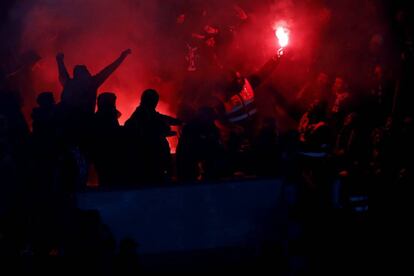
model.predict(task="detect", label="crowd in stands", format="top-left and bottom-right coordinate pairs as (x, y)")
top-left (0, 21), bottom-right (412, 263)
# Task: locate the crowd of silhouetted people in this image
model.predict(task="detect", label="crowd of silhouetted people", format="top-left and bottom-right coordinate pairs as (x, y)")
top-left (0, 37), bottom-right (412, 263)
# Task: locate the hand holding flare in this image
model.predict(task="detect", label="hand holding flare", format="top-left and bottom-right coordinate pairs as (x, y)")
top-left (275, 26), bottom-right (289, 57)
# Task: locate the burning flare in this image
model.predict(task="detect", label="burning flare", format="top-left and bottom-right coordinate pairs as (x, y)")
top-left (275, 26), bottom-right (289, 48)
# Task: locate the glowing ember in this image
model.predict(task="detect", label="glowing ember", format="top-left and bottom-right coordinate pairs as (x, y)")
top-left (275, 26), bottom-right (289, 48)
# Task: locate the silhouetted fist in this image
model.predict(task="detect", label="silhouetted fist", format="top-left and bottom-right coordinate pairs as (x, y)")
top-left (56, 52), bottom-right (64, 60)
top-left (121, 49), bottom-right (132, 58)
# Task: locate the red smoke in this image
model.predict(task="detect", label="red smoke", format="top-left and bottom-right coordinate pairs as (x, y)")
top-left (18, 0), bottom-right (320, 119)
top-left (10, 0), bottom-right (390, 144)
top-left (21, 0), bottom-right (179, 124)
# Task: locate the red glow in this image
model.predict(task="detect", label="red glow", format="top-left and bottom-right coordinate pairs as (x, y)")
top-left (30, 57), bottom-right (178, 152)
top-left (16, 1), bottom-right (336, 154)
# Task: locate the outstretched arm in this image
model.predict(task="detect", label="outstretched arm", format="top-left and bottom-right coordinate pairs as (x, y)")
top-left (94, 49), bottom-right (131, 87)
top-left (248, 51), bottom-right (286, 90)
top-left (56, 53), bottom-right (70, 86)
top-left (159, 114), bottom-right (182, 126)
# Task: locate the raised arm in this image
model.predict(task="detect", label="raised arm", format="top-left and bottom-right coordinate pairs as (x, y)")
top-left (56, 53), bottom-right (70, 86)
top-left (94, 49), bottom-right (131, 87)
top-left (247, 51), bottom-right (285, 90)
top-left (159, 114), bottom-right (182, 126)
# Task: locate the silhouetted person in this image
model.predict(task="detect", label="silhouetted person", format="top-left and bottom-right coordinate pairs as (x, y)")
top-left (298, 100), bottom-right (331, 152)
top-left (0, 90), bottom-right (30, 153)
top-left (176, 106), bottom-right (226, 181)
top-left (295, 72), bottom-right (331, 114)
top-left (91, 92), bottom-right (121, 186)
top-left (297, 100), bottom-right (333, 209)
top-left (189, 56), bottom-right (282, 176)
top-left (57, 49), bottom-right (131, 115)
top-left (0, 116), bottom-right (22, 256)
top-left (30, 92), bottom-right (60, 194)
top-left (124, 89), bottom-right (180, 183)
top-left (394, 116), bottom-right (414, 186)
top-left (214, 53), bottom-right (284, 126)
top-left (53, 50), bottom-right (131, 191)
top-left (30, 92), bottom-right (81, 258)
top-left (95, 93), bottom-right (121, 129)
top-left (115, 238), bottom-right (141, 275)
top-left (253, 117), bottom-right (281, 177)
top-left (0, 90), bottom-right (31, 256)
top-left (367, 64), bottom-right (395, 126)
top-left (329, 77), bottom-right (352, 130)
top-left (55, 49), bottom-right (131, 145)
top-left (31, 92), bottom-right (56, 140)
top-left (334, 112), bottom-right (361, 171)
top-left (0, 90), bottom-right (30, 189)
top-left (63, 209), bottom-right (116, 273)
top-left (0, 114), bottom-right (18, 216)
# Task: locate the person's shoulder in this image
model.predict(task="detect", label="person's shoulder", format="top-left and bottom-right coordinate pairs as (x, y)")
top-left (31, 107), bottom-right (41, 119)
top-left (316, 120), bottom-right (328, 127)
top-left (124, 116), bottom-right (134, 127)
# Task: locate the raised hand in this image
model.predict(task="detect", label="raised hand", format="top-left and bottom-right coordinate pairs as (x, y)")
top-left (121, 49), bottom-right (132, 58)
top-left (56, 52), bottom-right (64, 60)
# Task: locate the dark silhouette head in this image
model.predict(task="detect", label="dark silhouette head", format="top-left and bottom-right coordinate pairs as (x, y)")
top-left (226, 70), bottom-right (245, 99)
top-left (332, 77), bottom-right (348, 94)
top-left (140, 89), bottom-right (159, 110)
top-left (373, 64), bottom-right (383, 81)
top-left (97, 92), bottom-right (117, 111)
top-left (261, 117), bottom-right (277, 131)
top-left (73, 65), bottom-right (91, 80)
top-left (316, 72), bottom-right (329, 87)
top-left (308, 100), bottom-right (327, 122)
top-left (36, 92), bottom-right (55, 108)
top-left (119, 238), bottom-right (139, 256)
top-left (196, 106), bottom-right (216, 123)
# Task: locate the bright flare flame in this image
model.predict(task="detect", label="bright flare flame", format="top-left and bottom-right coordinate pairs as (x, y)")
top-left (275, 26), bottom-right (289, 48)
